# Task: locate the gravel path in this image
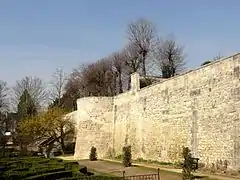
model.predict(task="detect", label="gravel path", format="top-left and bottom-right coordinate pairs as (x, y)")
top-left (78, 160), bottom-right (183, 180)
top-left (58, 156), bottom-right (239, 180)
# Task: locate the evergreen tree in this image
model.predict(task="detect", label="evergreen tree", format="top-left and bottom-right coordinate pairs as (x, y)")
top-left (17, 89), bottom-right (37, 120)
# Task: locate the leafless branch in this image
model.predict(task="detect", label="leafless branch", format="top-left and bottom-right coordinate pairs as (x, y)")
top-left (123, 43), bottom-right (142, 73)
top-left (155, 37), bottom-right (186, 78)
top-left (110, 51), bottom-right (126, 93)
top-left (213, 52), bottom-right (224, 61)
top-left (127, 18), bottom-right (157, 76)
top-left (0, 80), bottom-right (9, 113)
top-left (50, 68), bottom-right (67, 105)
top-left (13, 76), bottom-right (48, 111)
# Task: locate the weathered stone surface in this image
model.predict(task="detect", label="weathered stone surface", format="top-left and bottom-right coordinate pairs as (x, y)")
top-left (72, 53), bottom-right (240, 170)
top-left (73, 97), bottom-right (114, 159)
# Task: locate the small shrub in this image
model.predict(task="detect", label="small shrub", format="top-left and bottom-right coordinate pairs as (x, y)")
top-left (57, 159), bottom-right (63, 162)
top-left (201, 60), bottom-right (212, 66)
top-left (140, 78), bottom-right (153, 88)
top-left (122, 146), bottom-right (132, 167)
top-left (210, 163), bottom-right (216, 173)
top-left (182, 147), bottom-right (194, 180)
top-left (224, 160), bottom-right (228, 170)
top-left (64, 162), bottom-right (73, 170)
top-left (25, 170), bottom-right (72, 180)
top-left (89, 146), bottom-right (97, 161)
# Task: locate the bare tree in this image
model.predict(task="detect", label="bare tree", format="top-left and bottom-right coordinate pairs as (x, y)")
top-left (13, 76), bottom-right (48, 111)
top-left (50, 68), bottom-right (67, 107)
top-left (64, 59), bottom-right (117, 110)
top-left (0, 81), bottom-right (8, 135)
top-left (63, 64), bottom-right (89, 110)
top-left (111, 51), bottom-right (126, 93)
top-left (213, 52), bottom-right (224, 61)
top-left (155, 37), bottom-right (186, 78)
top-left (83, 59), bottom-right (116, 96)
top-left (121, 43), bottom-right (142, 89)
top-left (0, 81), bottom-right (8, 113)
top-left (123, 43), bottom-right (142, 73)
top-left (127, 18), bottom-right (157, 76)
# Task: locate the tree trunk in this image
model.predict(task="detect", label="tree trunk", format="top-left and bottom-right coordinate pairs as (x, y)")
top-left (60, 128), bottom-right (65, 154)
top-left (127, 74), bottom-right (131, 90)
top-left (118, 72), bottom-right (123, 93)
top-left (142, 59), bottom-right (146, 76)
top-left (142, 52), bottom-right (147, 77)
top-left (46, 143), bottom-right (54, 158)
top-left (60, 137), bottom-right (65, 155)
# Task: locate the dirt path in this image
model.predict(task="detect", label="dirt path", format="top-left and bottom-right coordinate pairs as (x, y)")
top-left (102, 159), bottom-right (240, 180)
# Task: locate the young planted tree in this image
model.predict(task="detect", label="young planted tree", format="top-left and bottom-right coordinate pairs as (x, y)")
top-left (122, 145), bottom-right (132, 167)
top-left (89, 146), bottom-right (97, 161)
top-left (182, 147), bottom-right (195, 180)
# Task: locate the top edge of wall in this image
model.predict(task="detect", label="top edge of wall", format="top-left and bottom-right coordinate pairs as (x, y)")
top-left (139, 52), bottom-right (240, 91)
top-left (76, 52), bottom-right (240, 101)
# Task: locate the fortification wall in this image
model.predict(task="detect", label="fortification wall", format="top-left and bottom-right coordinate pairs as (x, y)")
top-left (74, 53), bottom-right (240, 170)
top-left (113, 53), bottom-right (240, 170)
top-left (74, 97), bottom-right (114, 159)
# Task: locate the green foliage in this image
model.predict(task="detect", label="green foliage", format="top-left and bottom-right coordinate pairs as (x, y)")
top-left (89, 146), bottom-right (97, 161)
top-left (0, 157), bottom-right (83, 179)
top-left (48, 95), bottom-right (74, 112)
top-left (0, 156), bottom-right (122, 179)
top-left (25, 171), bottom-right (73, 180)
top-left (19, 107), bottom-right (75, 155)
top-left (122, 145), bottom-right (132, 167)
top-left (182, 147), bottom-right (194, 180)
top-left (17, 89), bottom-right (37, 120)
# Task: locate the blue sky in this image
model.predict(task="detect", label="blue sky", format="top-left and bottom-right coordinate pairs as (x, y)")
top-left (1, 0), bottom-right (240, 86)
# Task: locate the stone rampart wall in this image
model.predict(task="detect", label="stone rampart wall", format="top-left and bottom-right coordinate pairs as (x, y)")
top-left (74, 53), bottom-right (240, 170)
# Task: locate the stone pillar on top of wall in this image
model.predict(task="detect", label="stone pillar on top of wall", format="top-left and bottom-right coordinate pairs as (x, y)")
top-left (131, 72), bottom-right (140, 94)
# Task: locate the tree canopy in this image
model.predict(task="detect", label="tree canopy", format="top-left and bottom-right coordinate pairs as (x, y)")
top-left (17, 89), bottom-right (37, 120)
top-left (19, 107), bottom-right (75, 155)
